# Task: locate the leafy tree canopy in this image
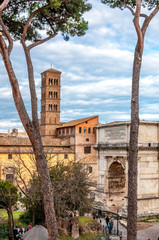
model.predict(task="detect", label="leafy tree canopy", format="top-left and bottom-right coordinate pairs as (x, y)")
top-left (101, 0), bottom-right (159, 10)
top-left (50, 160), bottom-right (95, 216)
top-left (1, 0), bottom-right (92, 41)
top-left (21, 161), bottom-right (95, 221)
top-left (0, 180), bottom-right (18, 209)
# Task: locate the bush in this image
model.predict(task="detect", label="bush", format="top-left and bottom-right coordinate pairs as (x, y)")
top-left (0, 223), bottom-right (9, 239)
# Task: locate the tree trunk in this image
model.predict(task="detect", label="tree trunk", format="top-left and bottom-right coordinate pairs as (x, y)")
top-left (30, 134), bottom-right (59, 240)
top-left (11, 210), bottom-right (14, 229)
top-left (32, 208), bottom-right (35, 226)
top-left (127, 42), bottom-right (143, 240)
top-left (7, 208), bottom-right (12, 239)
top-left (0, 38), bottom-right (59, 240)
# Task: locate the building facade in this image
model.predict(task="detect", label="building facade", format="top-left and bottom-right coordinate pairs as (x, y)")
top-left (0, 68), bottom-right (98, 185)
top-left (40, 68), bottom-right (99, 181)
top-left (95, 121), bottom-right (159, 216)
top-left (0, 129), bottom-right (74, 186)
top-left (56, 115), bottom-right (99, 182)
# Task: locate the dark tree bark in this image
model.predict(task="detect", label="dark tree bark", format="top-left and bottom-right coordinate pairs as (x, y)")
top-left (0, 3), bottom-right (59, 239)
top-left (127, 2), bottom-right (159, 239)
top-left (0, 1), bottom-right (91, 239)
top-left (7, 208), bottom-right (12, 239)
top-left (127, 42), bottom-right (143, 240)
top-left (32, 208), bottom-right (35, 226)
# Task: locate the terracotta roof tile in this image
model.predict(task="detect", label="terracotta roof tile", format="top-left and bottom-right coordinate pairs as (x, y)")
top-left (41, 68), bottom-right (61, 74)
top-left (57, 115), bottom-right (98, 128)
top-left (0, 136), bottom-right (67, 147)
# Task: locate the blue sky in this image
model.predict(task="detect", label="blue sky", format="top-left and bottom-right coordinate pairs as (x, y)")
top-left (1, 0), bottom-right (159, 132)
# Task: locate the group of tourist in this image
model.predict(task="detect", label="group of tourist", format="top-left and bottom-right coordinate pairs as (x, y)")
top-left (92, 209), bottom-right (114, 234)
top-left (105, 216), bottom-right (114, 234)
top-left (12, 225), bottom-right (32, 240)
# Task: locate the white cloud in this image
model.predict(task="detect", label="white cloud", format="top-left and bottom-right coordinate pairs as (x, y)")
top-left (1, 0), bottom-right (159, 132)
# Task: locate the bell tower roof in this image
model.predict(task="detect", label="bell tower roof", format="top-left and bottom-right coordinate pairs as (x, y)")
top-left (41, 68), bottom-right (61, 75)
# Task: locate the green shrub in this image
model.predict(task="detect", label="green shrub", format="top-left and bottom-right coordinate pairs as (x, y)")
top-left (0, 223), bottom-right (9, 239)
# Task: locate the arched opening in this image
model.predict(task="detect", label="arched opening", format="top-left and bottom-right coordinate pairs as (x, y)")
top-left (107, 162), bottom-right (125, 210)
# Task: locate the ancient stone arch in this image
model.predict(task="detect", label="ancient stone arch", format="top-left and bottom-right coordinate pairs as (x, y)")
top-left (107, 161), bottom-right (126, 210)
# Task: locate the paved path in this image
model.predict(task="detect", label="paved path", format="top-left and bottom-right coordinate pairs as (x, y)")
top-left (96, 217), bottom-right (127, 239)
top-left (137, 222), bottom-right (159, 240)
top-left (96, 217), bottom-right (159, 240)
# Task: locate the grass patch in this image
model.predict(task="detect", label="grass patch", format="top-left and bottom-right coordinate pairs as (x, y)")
top-left (139, 217), bottom-right (159, 223)
top-left (61, 233), bottom-right (99, 240)
top-left (0, 209), bottom-right (24, 221)
top-left (0, 210), bottom-right (8, 220)
top-left (78, 217), bottom-right (97, 225)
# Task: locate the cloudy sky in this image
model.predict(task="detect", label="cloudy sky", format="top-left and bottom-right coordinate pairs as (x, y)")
top-left (1, 0), bottom-right (159, 132)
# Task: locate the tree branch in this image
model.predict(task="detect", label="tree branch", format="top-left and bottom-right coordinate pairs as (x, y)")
top-left (0, 0), bottom-right (9, 12)
top-left (125, 4), bottom-right (148, 18)
top-left (21, 5), bottom-right (48, 43)
top-left (0, 34), bottom-right (34, 140)
top-left (28, 33), bottom-right (57, 50)
top-left (133, 0), bottom-right (143, 55)
top-left (0, 15), bottom-right (13, 56)
top-left (142, 6), bottom-right (159, 35)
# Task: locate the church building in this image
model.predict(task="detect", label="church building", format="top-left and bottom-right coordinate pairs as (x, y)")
top-left (0, 68), bottom-right (98, 184)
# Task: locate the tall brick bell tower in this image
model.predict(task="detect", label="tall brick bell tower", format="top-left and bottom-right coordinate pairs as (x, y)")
top-left (40, 68), bottom-right (61, 136)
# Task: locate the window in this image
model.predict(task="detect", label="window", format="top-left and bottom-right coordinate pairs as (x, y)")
top-left (86, 138), bottom-right (89, 142)
top-left (54, 79), bottom-right (58, 85)
top-left (49, 91), bottom-right (53, 98)
top-left (86, 121), bottom-right (88, 124)
top-left (54, 92), bottom-right (58, 98)
top-left (84, 127), bottom-right (86, 134)
top-left (49, 78), bottom-right (53, 85)
top-left (79, 127), bottom-right (81, 133)
top-left (93, 127), bottom-right (96, 134)
top-left (62, 128), bottom-right (65, 135)
top-left (88, 127), bottom-right (91, 134)
top-left (49, 104), bottom-right (52, 111)
top-left (88, 166), bottom-right (92, 173)
top-left (84, 146), bottom-right (91, 154)
top-left (59, 130), bottom-right (61, 135)
top-left (67, 128), bottom-right (69, 134)
top-left (71, 128), bottom-right (73, 134)
top-left (64, 154), bottom-right (68, 159)
top-left (54, 105), bottom-right (57, 111)
top-left (8, 154), bottom-right (12, 159)
top-left (6, 174), bottom-right (14, 181)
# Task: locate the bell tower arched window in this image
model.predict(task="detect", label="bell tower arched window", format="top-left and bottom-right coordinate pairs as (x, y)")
top-left (49, 78), bottom-right (53, 85)
top-left (49, 104), bottom-right (52, 111)
top-left (49, 91), bottom-right (53, 98)
top-left (54, 105), bottom-right (57, 111)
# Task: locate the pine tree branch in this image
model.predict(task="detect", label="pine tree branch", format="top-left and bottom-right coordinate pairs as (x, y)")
top-left (0, 15), bottom-right (13, 56)
top-left (133, 0), bottom-right (143, 55)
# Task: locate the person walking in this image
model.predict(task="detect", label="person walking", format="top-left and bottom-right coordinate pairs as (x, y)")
top-left (108, 223), bottom-right (111, 234)
top-left (13, 226), bottom-right (19, 240)
top-left (105, 216), bottom-right (109, 226)
top-left (29, 224), bottom-right (33, 230)
top-left (110, 217), bottom-right (114, 233)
